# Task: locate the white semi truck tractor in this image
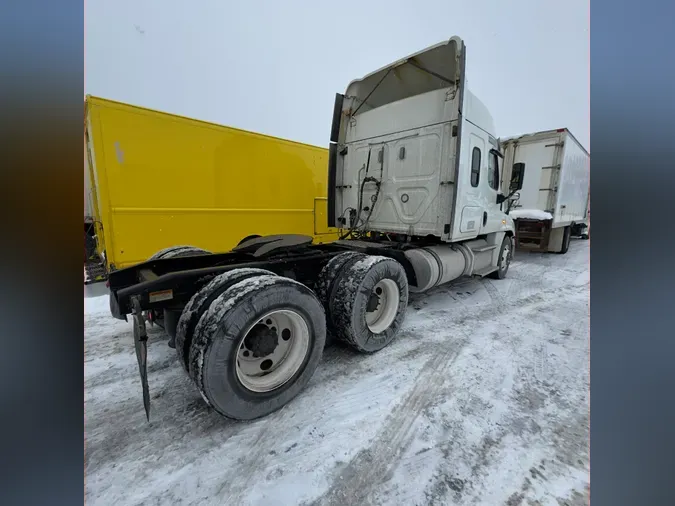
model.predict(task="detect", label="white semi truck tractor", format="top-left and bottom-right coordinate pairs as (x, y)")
top-left (107, 36), bottom-right (525, 422)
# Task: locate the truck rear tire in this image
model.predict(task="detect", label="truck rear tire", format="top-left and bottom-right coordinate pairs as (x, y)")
top-left (489, 236), bottom-right (513, 279)
top-left (163, 309), bottom-right (181, 348)
top-left (188, 275), bottom-right (326, 420)
top-left (558, 226), bottom-right (572, 254)
top-left (315, 251), bottom-right (367, 346)
top-left (146, 246), bottom-right (213, 345)
top-left (330, 256), bottom-right (408, 353)
top-left (149, 245), bottom-right (211, 260)
top-left (174, 268), bottom-right (277, 372)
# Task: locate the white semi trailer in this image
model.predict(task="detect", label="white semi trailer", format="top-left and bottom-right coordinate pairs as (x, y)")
top-left (108, 36), bottom-right (526, 421)
top-left (500, 128), bottom-right (590, 253)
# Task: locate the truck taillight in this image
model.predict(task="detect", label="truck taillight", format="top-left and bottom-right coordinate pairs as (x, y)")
top-left (556, 128), bottom-right (566, 132)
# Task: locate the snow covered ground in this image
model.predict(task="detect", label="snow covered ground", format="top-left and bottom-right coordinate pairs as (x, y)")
top-left (85, 240), bottom-right (589, 506)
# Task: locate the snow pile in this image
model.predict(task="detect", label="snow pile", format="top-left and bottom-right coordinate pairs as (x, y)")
top-left (84, 295), bottom-right (109, 315)
top-left (510, 209), bottom-right (553, 221)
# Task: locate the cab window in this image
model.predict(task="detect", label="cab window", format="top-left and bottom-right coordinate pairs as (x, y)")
top-left (471, 147), bottom-right (481, 187)
top-left (488, 152), bottom-right (500, 191)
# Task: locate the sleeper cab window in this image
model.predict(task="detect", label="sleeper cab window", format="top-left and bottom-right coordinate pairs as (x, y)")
top-left (471, 147), bottom-right (481, 187)
top-left (488, 151), bottom-right (499, 190)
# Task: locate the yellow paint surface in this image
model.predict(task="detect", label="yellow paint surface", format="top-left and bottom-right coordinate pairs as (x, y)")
top-left (85, 96), bottom-right (338, 270)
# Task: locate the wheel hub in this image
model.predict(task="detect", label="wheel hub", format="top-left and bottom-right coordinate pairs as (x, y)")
top-left (366, 291), bottom-right (381, 312)
top-left (244, 324), bottom-right (278, 358)
top-left (365, 280), bottom-right (400, 334)
top-left (502, 245), bottom-right (511, 266)
top-left (236, 309), bottom-right (311, 393)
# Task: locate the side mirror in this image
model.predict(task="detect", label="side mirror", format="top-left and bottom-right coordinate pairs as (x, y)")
top-left (496, 193), bottom-right (507, 204)
top-left (510, 162), bottom-right (525, 193)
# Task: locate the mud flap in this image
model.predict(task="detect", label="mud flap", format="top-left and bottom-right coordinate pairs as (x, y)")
top-left (131, 297), bottom-right (151, 421)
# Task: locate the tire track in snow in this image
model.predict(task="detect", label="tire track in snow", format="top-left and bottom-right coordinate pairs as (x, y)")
top-left (217, 283), bottom-right (547, 503)
top-left (219, 406), bottom-right (298, 502)
top-left (219, 363), bottom-right (408, 503)
top-left (417, 281), bottom-right (586, 334)
top-left (311, 341), bottom-right (467, 506)
top-left (481, 278), bottom-right (506, 311)
top-left (311, 281), bottom-right (589, 506)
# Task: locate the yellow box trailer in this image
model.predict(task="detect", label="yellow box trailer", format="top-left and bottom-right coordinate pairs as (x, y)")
top-left (84, 96), bottom-right (338, 277)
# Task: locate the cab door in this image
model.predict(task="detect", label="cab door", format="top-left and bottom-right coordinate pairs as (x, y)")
top-left (452, 122), bottom-right (489, 240)
top-left (483, 146), bottom-right (506, 233)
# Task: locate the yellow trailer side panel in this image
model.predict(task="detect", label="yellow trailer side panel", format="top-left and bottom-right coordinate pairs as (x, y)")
top-left (85, 96), bottom-right (338, 270)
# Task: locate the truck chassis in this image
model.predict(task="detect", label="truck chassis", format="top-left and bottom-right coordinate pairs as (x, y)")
top-left (109, 233), bottom-right (511, 421)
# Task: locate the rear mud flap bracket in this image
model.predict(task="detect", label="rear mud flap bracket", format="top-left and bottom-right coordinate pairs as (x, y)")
top-left (132, 296), bottom-right (151, 421)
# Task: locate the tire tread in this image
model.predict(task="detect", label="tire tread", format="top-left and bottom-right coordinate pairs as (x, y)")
top-left (331, 255), bottom-right (408, 353)
top-left (175, 268), bottom-right (276, 371)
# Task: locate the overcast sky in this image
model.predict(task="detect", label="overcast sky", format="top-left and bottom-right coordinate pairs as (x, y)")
top-left (85, 0), bottom-right (589, 151)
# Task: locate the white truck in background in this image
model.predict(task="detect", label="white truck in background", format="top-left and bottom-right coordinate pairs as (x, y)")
top-left (500, 128), bottom-right (590, 254)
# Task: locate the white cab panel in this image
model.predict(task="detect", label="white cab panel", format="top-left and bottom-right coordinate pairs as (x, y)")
top-left (339, 88), bottom-right (458, 237)
top-left (332, 36), bottom-right (514, 243)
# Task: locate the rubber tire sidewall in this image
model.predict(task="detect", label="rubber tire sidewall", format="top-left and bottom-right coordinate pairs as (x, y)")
top-left (192, 276), bottom-right (326, 420)
top-left (109, 289), bottom-right (125, 320)
top-left (175, 268), bottom-right (276, 372)
top-left (315, 251), bottom-right (367, 346)
top-left (558, 226), bottom-right (571, 254)
top-left (489, 236), bottom-right (513, 280)
top-left (315, 251), bottom-right (366, 314)
top-left (164, 309), bottom-right (181, 342)
top-left (332, 256), bottom-right (409, 353)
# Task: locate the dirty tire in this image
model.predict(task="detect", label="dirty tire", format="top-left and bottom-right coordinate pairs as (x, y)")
top-left (331, 255), bottom-right (408, 353)
top-left (188, 275), bottom-right (326, 420)
top-left (164, 309), bottom-right (181, 348)
top-left (315, 251), bottom-right (367, 346)
top-left (109, 289), bottom-right (124, 320)
top-left (175, 268), bottom-right (277, 372)
top-left (489, 236), bottom-right (513, 279)
top-left (558, 226), bottom-right (571, 254)
top-left (149, 245), bottom-right (211, 260)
